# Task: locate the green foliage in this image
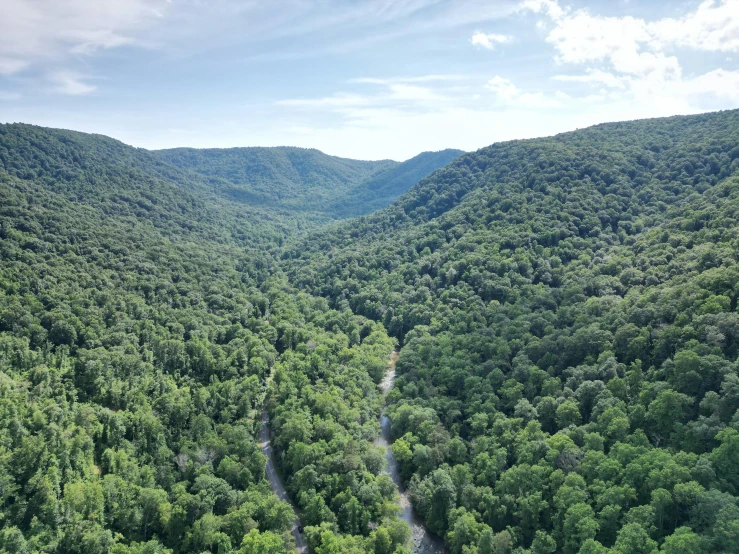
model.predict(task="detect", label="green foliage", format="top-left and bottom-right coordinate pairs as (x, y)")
top-left (0, 123), bottom-right (411, 552)
top-left (3, 109), bottom-right (739, 554)
top-left (267, 298), bottom-right (405, 550)
top-left (283, 109), bottom-right (739, 553)
top-left (332, 149), bottom-right (465, 218)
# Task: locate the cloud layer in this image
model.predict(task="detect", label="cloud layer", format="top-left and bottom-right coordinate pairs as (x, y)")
top-left (0, 0), bottom-right (168, 74)
top-left (523, 0), bottom-right (739, 109)
top-left (270, 0), bottom-right (739, 158)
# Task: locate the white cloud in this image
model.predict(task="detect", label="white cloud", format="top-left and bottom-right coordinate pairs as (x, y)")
top-left (649, 0), bottom-right (739, 53)
top-left (0, 0), bottom-right (169, 76)
top-left (520, 0), bottom-right (566, 20)
top-left (486, 76), bottom-right (563, 108)
top-left (546, 13), bottom-right (647, 65)
top-left (681, 68), bottom-right (739, 102)
top-left (471, 32), bottom-right (510, 49)
top-left (350, 78), bottom-right (390, 85)
top-left (276, 93), bottom-right (374, 109)
top-left (264, 91), bottom-right (711, 160)
top-left (350, 75), bottom-right (466, 85)
top-left (277, 79), bottom-right (451, 113)
top-left (543, 10), bottom-right (681, 78)
top-left (554, 69), bottom-right (627, 89)
top-left (49, 72), bottom-right (96, 95)
top-left (523, 0), bottom-right (739, 69)
top-left (485, 76), bottom-right (520, 100)
top-left (521, 0), bottom-right (739, 108)
top-left (387, 83), bottom-right (448, 102)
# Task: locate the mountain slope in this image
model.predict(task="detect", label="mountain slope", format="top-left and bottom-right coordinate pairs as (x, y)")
top-left (0, 123), bottom-right (409, 554)
top-left (4, 111), bottom-right (739, 554)
top-left (0, 123), bottom-right (300, 249)
top-left (153, 146), bottom-right (395, 213)
top-left (154, 145), bottom-right (463, 221)
top-left (331, 148), bottom-right (464, 218)
top-left (283, 110), bottom-right (739, 553)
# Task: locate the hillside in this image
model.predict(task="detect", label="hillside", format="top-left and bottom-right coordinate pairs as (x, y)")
top-left (154, 146), bottom-right (462, 220)
top-left (153, 146), bottom-right (393, 215)
top-left (330, 149), bottom-right (464, 218)
top-left (284, 110), bottom-right (739, 553)
top-left (0, 123), bottom-right (409, 554)
top-left (0, 123), bottom-right (303, 250)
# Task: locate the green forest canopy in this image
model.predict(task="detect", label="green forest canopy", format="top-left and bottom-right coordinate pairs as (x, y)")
top-left (283, 109), bottom-right (739, 553)
top-left (1, 110), bottom-right (739, 554)
top-left (0, 124), bottom-right (409, 554)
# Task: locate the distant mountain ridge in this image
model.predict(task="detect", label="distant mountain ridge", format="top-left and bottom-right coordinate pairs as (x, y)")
top-left (0, 122), bottom-right (296, 248)
top-left (154, 145), bottom-right (463, 220)
top-left (0, 123), bottom-right (463, 237)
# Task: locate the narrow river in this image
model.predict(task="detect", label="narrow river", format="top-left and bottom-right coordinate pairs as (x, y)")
top-left (260, 408), bottom-right (308, 553)
top-left (375, 351), bottom-right (448, 554)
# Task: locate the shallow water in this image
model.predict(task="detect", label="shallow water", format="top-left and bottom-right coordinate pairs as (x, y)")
top-left (375, 353), bottom-right (447, 554)
top-left (261, 410), bottom-right (309, 553)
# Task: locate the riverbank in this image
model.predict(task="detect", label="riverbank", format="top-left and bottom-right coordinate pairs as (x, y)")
top-left (260, 409), bottom-right (309, 553)
top-left (375, 351), bottom-right (447, 554)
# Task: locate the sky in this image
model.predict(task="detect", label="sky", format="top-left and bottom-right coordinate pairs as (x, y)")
top-left (0, 0), bottom-right (738, 160)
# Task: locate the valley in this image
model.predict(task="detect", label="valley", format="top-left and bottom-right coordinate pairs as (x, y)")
top-left (375, 351), bottom-right (447, 554)
top-left (1, 110), bottom-right (739, 554)
top-left (154, 145), bottom-right (463, 224)
top-left (260, 410), bottom-right (308, 554)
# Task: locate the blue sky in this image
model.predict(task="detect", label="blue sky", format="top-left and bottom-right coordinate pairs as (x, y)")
top-left (0, 0), bottom-right (737, 160)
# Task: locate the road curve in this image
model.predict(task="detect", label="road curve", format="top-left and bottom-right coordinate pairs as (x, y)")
top-left (375, 351), bottom-right (447, 554)
top-left (260, 409), bottom-right (309, 553)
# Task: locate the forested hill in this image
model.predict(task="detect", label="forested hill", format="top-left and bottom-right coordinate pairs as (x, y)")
top-left (283, 109), bottom-right (739, 553)
top-left (329, 149), bottom-right (464, 218)
top-left (0, 123), bottom-right (411, 554)
top-left (0, 123), bottom-right (300, 249)
top-left (286, 110), bottom-right (739, 257)
top-left (154, 145), bottom-right (462, 220)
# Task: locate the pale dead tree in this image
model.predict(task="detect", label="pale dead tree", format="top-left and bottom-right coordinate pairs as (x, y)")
top-left (194, 448), bottom-right (217, 466)
top-left (173, 453), bottom-right (189, 473)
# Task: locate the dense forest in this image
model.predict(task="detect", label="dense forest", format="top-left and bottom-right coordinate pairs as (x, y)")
top-left (1, 110), bottom-right (738, 554)
top-left (327, 149), bottom-right (464, 218)
top-left (283, 110), bottom-right (739, 553)
top-left (0, 124), bottom-right (413, 554)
